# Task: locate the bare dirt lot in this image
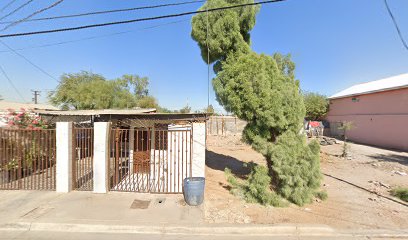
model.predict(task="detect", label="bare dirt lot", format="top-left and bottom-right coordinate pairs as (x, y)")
top-left (205, 135), bottom-right (408, 229)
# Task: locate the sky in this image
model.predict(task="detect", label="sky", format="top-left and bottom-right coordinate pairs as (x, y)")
top-left (0, 0), bottom-right (407, 113)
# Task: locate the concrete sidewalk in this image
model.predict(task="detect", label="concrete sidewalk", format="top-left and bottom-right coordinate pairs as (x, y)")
top-left (0, 190), bottom-right (204, 226)
top-left (0, 191), bottom-right (407, 239)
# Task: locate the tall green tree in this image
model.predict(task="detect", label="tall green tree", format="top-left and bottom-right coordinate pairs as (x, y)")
top-left (191, 0), bottom-right (258, 71)
top-left (121, 74), bottom-right (149, 99)
top-left (192, 0), bottom-right (322, 206)
top-left (49, 71), bottom-right (156, 110)
top-left (214, 52), bottom-right (305, 142)
top-left (303, 91), bottom-right (329, 120)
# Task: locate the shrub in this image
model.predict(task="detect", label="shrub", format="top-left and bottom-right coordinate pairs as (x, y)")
top-left (391, 187), bottom-right (408, 202)
top-left (315, 190), bottom-right (328, 201)
top-left (339, 121), bottom-right (354, 158)
top-left (4, 108), bottom-right (48, 129)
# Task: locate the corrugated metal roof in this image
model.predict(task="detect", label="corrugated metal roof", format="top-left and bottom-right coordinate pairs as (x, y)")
top-left (34, 108), bottom-right (157, 116)
top-left (0, 101), bottom-right (58, 111)
top-left (329, 73), bottom-right (408, 99)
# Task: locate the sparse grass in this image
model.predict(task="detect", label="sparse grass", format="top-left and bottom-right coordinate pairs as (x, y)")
top-left (315, 190), bottom-right (328, 201)
top-left (390, 187), bottom-right (408, 202)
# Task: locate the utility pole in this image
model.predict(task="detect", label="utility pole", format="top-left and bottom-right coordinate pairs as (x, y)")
top-left (31, 90), bottom-right (40, 104)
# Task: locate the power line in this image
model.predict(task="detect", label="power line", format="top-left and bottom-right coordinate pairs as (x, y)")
top-left (2, 0), bottom-right (65, 31)
top-left (0, 40), bottom-right (60, 82)
top-left (383, 0), bottom-right (408, 51)
top-left (0, 0), bottom-right (18, 13)
top-left (0, 19), bottom-right (190, 53)
top-left (0, 0), bottom-right (286, 38)
top-left (0, 0), bottom-right (205, 25)
top-left (0, 0), bottom-right (35, 21)
top-left (0, 64), bottom-right (27, 102)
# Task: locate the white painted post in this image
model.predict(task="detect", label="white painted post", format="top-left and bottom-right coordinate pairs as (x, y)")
top-left (93, 122), bottom-right (111, 193)
top-left (192, 122), bottom-right (206, 178)
top-left (129, 127), bottom-right (134, 173)
top-left (56, 122), bottom-right (74, 193)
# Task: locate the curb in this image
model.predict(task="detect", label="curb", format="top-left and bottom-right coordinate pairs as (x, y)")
top-left (0, 222), bottom-right (408, 238)
top-left (0, 222), bottom-right (336, 236)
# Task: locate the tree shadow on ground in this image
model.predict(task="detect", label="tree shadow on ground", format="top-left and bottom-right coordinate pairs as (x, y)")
top-left (368, 154), bottom-right (408, 166)
top-left (206, 150), bottom-right (255, 180)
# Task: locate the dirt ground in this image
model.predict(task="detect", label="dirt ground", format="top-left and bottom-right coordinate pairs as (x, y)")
top-left (204, 135), bottom-right (408, 229)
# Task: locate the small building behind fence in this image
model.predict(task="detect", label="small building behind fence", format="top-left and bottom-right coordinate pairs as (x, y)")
top-left (0, 109), bottom-right (208, 194)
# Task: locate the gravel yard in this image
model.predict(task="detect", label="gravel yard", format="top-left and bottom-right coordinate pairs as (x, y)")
top-left (204, 135), bottom-right (408, 229)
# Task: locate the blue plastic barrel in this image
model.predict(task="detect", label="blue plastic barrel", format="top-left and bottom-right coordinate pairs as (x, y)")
top-left (183, 177), bottom-right (205, 206)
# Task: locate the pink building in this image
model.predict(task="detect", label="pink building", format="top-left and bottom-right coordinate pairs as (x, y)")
top-left (326, 73), bottom-right (408, 151)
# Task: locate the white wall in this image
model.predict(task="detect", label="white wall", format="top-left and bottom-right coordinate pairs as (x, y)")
top-left (192, 122), bottom-right (206, 178)
top-left (93, 122), bottom-right (110, 193)
top-left (56, 122), bottom-right (73, 193)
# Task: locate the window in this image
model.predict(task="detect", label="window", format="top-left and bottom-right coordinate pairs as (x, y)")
top-left (154, 124), bottom-right (168, 150)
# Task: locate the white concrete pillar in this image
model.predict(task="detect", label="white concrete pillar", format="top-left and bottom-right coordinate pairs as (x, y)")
top-left (129, 127), bottom-right (134, 173)
top-left (93, 122), bottom-right (111, 193)
top-left (192, 122), bottom-right (206, 178)
top-left (56, 122), bottom-right (74, 193)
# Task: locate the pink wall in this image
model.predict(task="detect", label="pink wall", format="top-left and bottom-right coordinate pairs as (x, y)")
top-left (327, 88), bottom-right (408, 151)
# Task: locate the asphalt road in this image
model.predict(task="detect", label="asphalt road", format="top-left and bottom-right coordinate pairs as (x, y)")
top-left (0, 231), bottom-right (390, 240)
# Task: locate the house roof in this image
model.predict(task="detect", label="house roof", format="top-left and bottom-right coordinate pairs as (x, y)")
top-left (35, 109), bottom-right (209, 123)
top-left (0, 101), bottom-right (58, 111)
top-left (329, 73), bottom-right (408, 99)
top-left (34, 108), bottom-right (157, 116)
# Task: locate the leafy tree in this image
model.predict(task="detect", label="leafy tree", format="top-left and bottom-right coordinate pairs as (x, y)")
top-left (303, 91), bottom-right (329, 120)
top-left (267, 131), bottom-right (321, 205)
top-left (191, 0), bottom-right (258, 69)
top-left (225, 164), bottom-right (287, 207)
top-left (121, 74), bottom-right (149, 99)
top-left (214, 52), bottom-right (305, 143)
top-left (0, 95), bottom-right (3, 101)
top-left (137, 96), bottom-right (159, 109)
top-left (49, 71), bottom-right (158, 110)
top-left (192, 0), bottom-right (322, 206)
top-left (157, 107), bottom-right (173, 113)
top-left (179, 105), bottom-right (192, 113)
top-left (204, 104), bottom-right (215, 114)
